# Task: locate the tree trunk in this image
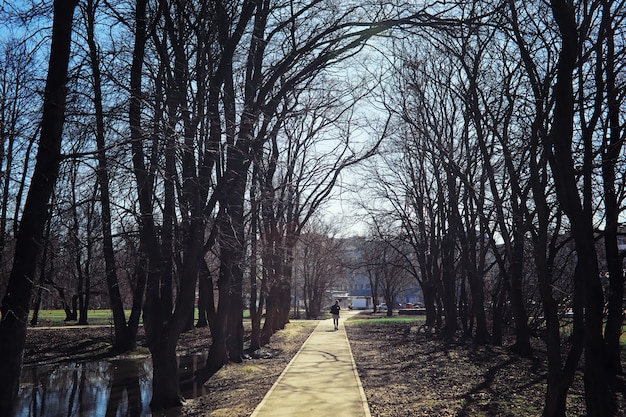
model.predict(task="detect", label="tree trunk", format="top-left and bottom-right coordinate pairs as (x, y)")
top-left (601, 2), bottom-right (624, 376)
top-left (441, 232), bottom-right (457, 341)
top-left (221, 172), bottom-right (246, 363)
top-left (0, 1), bottom-right (78, 412)
top-left (30, 205), bottom-right (53, 326)
top-left (422, 282), bottom-right (437, 330)
top-left (491, 278), bottom-right (506, 346)
top-left (128, 0), bottom-right (185, 407)
top-left (508, 228), bottom-right (532, 357)
top-left (127, 255), bottom-right (146, 344)
top-left (458, 278), bottom-right (470, 338)
top-left (277, 281), bottom-right (292, 328)
top-left (149, 341), bottom-right (181, 409)
top-left (86, 0), bottom-right (133, 350)
top-left (196, 264), bottom-right (212, 328)
top-left (540, 263), bottom-right (584, 417)
top-left (549, 0), bottom-right (615, 413)
top-left (196, 241), bottom-right (232, 382)
top-left (261, 283), bottom-right (280, 345)
top-left (198, 132), bottom-right (250, 377)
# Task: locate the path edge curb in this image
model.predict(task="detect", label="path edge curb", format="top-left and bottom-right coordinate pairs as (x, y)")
top-left (249, 320), bottom-right (322, 417)
top-left (344, 318), bottom-right (372, 417)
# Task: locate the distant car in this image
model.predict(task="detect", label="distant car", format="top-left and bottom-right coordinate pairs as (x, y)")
top-left (377, 303), bottom-right (387, 310)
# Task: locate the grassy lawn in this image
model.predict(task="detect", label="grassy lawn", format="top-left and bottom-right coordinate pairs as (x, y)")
top-left (350, 314), bottom-right (626, 347)
top-left (29, 309), bottom-right (119, 325)
top-left (348, 315), bottom-right (426, 326)
top-left (29, 309), bottom-right (252, 326)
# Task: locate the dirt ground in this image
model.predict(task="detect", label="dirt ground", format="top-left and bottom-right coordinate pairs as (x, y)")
top-left (23, 314), bottom-right (620, 416)
top-left (345, 318), bottom-right (584, 417)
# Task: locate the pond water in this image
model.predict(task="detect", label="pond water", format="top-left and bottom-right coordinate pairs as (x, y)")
top-left (13, 354), bottom-right (209, 417)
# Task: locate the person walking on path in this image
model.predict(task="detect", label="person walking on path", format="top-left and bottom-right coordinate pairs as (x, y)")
top-left (250, 310), bottom-right (371, 417)
top-left (330, 300), bottom-right (341, 330)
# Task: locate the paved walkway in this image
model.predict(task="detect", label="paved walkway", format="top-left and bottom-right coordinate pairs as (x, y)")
top-left (250, 310), bottom-right (371, 417)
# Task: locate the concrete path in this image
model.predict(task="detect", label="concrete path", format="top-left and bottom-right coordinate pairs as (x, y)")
top-left (250, 310), bottom-right (371, 417)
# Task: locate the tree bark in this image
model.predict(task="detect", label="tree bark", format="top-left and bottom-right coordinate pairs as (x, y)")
top-left (549, 0), bottom-right (615, 413)
top-left (128, 0), bottom-right (184, 408)
top-left (149, 340), bottom-right (181, 409)
top-left (0, 0), bottom-right (78, 412)
top-left (86, 0), bottom-right (132, 350)
top-left (600, 0), bottom-right (624, 376)
top-left (441, 231), bottom-right (457, 341)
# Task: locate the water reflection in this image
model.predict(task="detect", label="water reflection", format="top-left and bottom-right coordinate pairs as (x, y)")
top-left (14, 354), bottom-right (208, 417)
top-left (105, 359), bottom-right (143, 417)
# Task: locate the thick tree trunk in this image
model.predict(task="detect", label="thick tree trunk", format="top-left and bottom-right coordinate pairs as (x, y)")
top-left (128, 0), bottom-right (186, 408)
top-left (0, 1), bottom-right (78, 413)
top-left (149, 341), bottom-right (181, 409)
top-left (197, 325), bottom-right (229, 382)
top-left (261, 284), bottom-right (280, 345)
top-left (222, 182), bottom-right (246, 363)
top-left (277, 282), bottom-right (292, 329)
top-left (549, 0), bottom-right (615, 413)
top-left (198, 140), bottom-right (249, 377)
top-left (196, 245), bottom-right (232, 382)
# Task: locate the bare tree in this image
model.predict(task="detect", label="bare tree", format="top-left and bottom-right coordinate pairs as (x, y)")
top-left (82, 0), bottom-right (139, 349)
top-left (297, 227), bottom-right (343, 319)
top-left (547, 0), bottom-right (616, 412)
top-left (0, 37), bottom-right (41, 298)
top-left (505, 0), bottom-right (625, 413)
top-left (0, 0), bottom-right (79, 412)
top-left (364, 238), bottom-right (413, 317)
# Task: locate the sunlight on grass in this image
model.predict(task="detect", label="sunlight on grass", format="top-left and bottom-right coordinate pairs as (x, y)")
top-left (347, 316), bottom-right (426, 326)
top-left (28, 309), bottom-right (118, 325)
top-left (29, 308), bottom-right (252, 326)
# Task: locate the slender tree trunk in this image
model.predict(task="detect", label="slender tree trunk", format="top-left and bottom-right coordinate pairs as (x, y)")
top-left (508, 227), bottom-right (532, 356)
top-left (248, 171), bottom-right (263, 351)
top-left (458, 277), bottom-right (470, 337)
top-left (30, 205), bottom-right (53, 326)
top-left (30, 286), bottom-right (44, 326)
top-left (87, 0), bottom-right (132, 351)
top-left (491, 276), bottom-right (506, 346)
top-left (422, 282), bottom-right (437, 330)
top-left (601, 2), bottom-right (624, 376)
top-left (441, 232), bottom-right (457, 341)
top-left (0, 1), bottom-right (78, 412)
top-left (127, 255), bottom-right (146, 343)
top-left (196, 265), bottom-right (211, 328)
